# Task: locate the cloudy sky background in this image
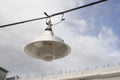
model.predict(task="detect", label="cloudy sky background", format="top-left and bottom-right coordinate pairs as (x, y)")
top-left (0, 0), bottom-right (120, 78)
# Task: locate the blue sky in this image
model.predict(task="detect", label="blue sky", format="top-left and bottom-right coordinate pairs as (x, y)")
top-left (0, 0), bottom-right (120, 78)
top-left (66, 0), bottom-right (120, 47)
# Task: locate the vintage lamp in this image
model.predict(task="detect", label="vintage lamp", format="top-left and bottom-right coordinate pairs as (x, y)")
top-left (24, 22), bottom-right (71, 61)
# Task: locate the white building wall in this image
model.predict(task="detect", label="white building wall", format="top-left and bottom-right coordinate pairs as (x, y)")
top-left (92, 77), bottom-right (120, 80)
top-left (18, 66), bottom-right (120, 80)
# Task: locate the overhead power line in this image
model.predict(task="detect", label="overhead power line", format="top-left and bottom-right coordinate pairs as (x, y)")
top-left (0, 0), bottom-right (107, 28)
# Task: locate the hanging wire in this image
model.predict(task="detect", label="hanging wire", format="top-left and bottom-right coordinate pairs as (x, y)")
top-left (0, 0), bottom-right (107, 28)
top-left (52, 14), bottom-right (65, 26)
top-left (45, 13), bottom-right (65, 27)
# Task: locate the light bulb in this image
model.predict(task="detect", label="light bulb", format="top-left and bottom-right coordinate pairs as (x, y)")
top-left (41, 47), bottom-right (55, 61)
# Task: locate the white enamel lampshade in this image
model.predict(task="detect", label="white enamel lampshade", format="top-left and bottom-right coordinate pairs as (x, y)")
top-left (24, 28), bottom-right (71, 61)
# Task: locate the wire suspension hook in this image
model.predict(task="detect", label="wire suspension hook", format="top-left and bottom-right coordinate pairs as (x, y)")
top-left (45, 19), bottom-right (53, 31)
top-left (44, 12), bottom-right (53, 28)
top-left (44, 12), bottom-right (53, 31)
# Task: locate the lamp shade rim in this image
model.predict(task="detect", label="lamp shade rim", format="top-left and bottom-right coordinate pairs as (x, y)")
top-left (24, 40), bottom-right (71, 61)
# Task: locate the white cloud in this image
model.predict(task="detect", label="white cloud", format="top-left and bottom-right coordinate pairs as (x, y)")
top-left (71, 19), bottom-right (88, 33)
top-left (98, 26), bottom-right (118, 47)
top-left (53, 23), bottom-right (120, 69)
top-left (0, 0), bottom-right (85, 77)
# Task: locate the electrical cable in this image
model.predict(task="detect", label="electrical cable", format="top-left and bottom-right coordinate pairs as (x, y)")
top-left (0, 0), bottom-right (107, 28)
